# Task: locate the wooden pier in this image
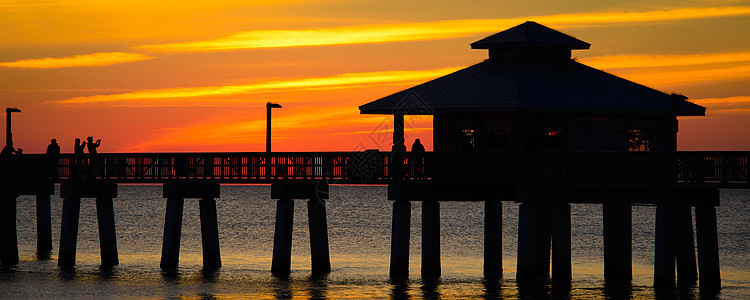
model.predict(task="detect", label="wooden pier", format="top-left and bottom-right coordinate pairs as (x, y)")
top-left (0, 151), bottom-right (747, 290)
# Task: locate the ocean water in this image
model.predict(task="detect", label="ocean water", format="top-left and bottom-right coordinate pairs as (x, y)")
top-left (1, 185), bottom-right (749, 299)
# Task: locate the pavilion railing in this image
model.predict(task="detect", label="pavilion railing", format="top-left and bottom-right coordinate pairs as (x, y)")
top-left (0, 151), bottom-right (747, 186)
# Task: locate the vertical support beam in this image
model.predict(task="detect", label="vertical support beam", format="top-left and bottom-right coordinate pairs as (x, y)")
top-left (307, 199), bottom-right (331, 274)
top-left (96, 197), bottom-right (119, 266)
top-left (695, 206), bottom-right (721, 291)
top-left (271, 199), bottom-right (294, 277)
top-left (199, 197), bottom-right (222, 269)
top-left (393, 113), bottom-right (405, 151)
top-left (389, 200), bottom-right (411, 280)
top-left (654, 206), bottom-right (677, 288)
top-left (36, 194), bottom-right (53, 256)
top-left (160, 197), bottom-right (184, 270)
top-left (551, 203), bottom-right (571, 287)
top-left (421, 200), bottom-right (441, 279)
top-left (484, 201), bottom-right (502, 279)
top-left (58, 197), bottom-right (81, 267)
top-left (675, 206), bottom-right (697, 285)
top-left (0, 195), bottom-right (19, 265)
top-left (517, 203), bottom-right (551, 283)
top-left (603, 203), bottom-right (632, 282)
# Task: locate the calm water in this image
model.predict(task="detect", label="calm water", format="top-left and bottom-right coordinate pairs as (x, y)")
top-left (1, 185), bottom-right (749, 299)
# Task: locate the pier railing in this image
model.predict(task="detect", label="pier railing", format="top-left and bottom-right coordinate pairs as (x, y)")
top-left (0, 151), bottom-right (747, 187)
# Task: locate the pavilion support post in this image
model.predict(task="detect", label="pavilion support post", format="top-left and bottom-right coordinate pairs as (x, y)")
top-left (675, 206), bottom-right (697, 286)
top-left (160, 197), bottom-right (184, 270)
top-left (393, 113), bottom-right (405, 151)
top-left (517, 203), bottom-right (551, 283)
top-left (603, 203), bottom-right (632, 282)
top-left (271, 199), bottom-right (294, 277)
top-left (695, 205), bottom-right (721, 291)
top-left (421, 200), bottom-right (441, 279)
top-left (484, 200), bottom-right (502, 279)
top-left (389, 200), bottom-right (411, 280)
top-left (0, 194), bottom-right (19, 266)
top-left (654, 206), bottom-right (677, 288)
top-left (58, 197), bottom-right (81, 267)
top-left (307, 198), bottom-right (331, 274)
top-left (96, 197), bottom-right (119, 266)
top-left (200, 197), bottom-right (222, 269)
top-left (36, 194), bottom-right (53, 257)
top-left (551, 203), bottom-right (571, 287)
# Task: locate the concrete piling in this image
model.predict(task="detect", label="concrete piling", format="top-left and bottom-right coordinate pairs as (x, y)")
top-left (483, 201), bottom-right (502, 279)
top-left (603, 203), bottom-right (632, 282)
top-left (517, 203), bottom-right (551, 283)
top-left (96, 197), bottom-right (119, 266)
top-left (389, 200), bottom-right (411, 280)
top-left (160, 197), bottom-right (184, 270)
top-left (200, 197), bottom-right (222, 269)
top-left (695, 205), bottom-right (721, 291)
top-left (58, 197), bottom-right (81, 267)
top-left (271, 199), bottom-right (294, 277)
top-left (307, 199), bottom-right (331, 274)
top-left (421, 200), bottom-right (441, 279)
top-left (0, 194), bottom-right (19, 266)
top-left (675, 206), bottom-right (697, 285)
top-left (36, 194), bottom-right (53, 256)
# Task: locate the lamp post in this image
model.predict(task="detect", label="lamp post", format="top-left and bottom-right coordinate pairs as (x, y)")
top-left (266, 102), bottom-right (282, 153)
top-left (5, 108), bottom-right (21, 148)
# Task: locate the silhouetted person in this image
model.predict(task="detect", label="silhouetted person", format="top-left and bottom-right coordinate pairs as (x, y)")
top-left (46, 139), bottom-right (61, 179)
top-left (46, 139), bottom-right (60, 154)
top-left (411, 139), bottom-right (426, 179)
top-left (86, 136), bottom-right (101, 178)
top-left (1, 142), bottom-right (17, 156)
top-left (74, 138), bottom-right (86, 178)
top-left (86, 136), bottom-right (101, 154)
top-left (16, 148), bottom-right (22, 154)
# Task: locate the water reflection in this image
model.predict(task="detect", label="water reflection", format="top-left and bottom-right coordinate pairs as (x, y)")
top-left (421, 279), bottom-right (440, 299)
top-left (483, 278), bottom-right (502, 300)
top-left (36, 250), bottom-right (52, 261)
top-left (517, 281), bottom-right (550, 299)
top-left (391, 282), bottom-right (410, 299)
top-left (604, 280), bottom-right (632, 299)
top-left (57, 266), bottom-right (76, 281)
top-left (200, 267), bottom-right (220, 283)
top-left (97, 265), bottom-right (116, 280)
top-left (273, 277), bottom-right (292, 299)
top-left (307, 275), bottom-right (328, 299)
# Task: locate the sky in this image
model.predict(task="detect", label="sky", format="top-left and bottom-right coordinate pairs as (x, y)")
top-left (1, 0), bottom-right (749, 153)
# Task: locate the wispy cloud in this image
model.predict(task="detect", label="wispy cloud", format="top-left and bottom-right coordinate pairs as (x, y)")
top-left (48, 67), bottom-right (462, 106)
top-left (138, 6), bottom-right (750, 52)
top-left (580, 51), bottom-right (750, 70)
top-left (614, 64), bottom-right (750, 87)
top-left (0, 52), bottom-right (153, 69)
top-left (691, 96), bottom-right (750, 114)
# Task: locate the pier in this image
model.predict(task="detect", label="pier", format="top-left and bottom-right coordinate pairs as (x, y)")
top-left (1, 21), bottom-right (748, 293)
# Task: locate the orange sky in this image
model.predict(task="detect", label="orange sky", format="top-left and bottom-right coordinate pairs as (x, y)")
top-left (1, 1), bottom-right (749, 152)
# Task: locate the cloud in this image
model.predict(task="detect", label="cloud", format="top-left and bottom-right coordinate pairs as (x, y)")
top-left (614, 64), bottom-right (750, 87)
top-left (138, 6), bottom-right (750, 52)
top-left (0, 52), bottom-right (154, 69)
top-left (48, 67), bottom-right (462, 106)
top-left (691, 96), bottom-right (750, 115)
top-left (580, 51), bottom-right (750, 70)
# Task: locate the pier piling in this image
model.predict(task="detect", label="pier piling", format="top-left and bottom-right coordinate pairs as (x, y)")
top-left (0, 193), bottom-right (19, 265)
top-left (307, 198), bottom-right (331, 274)
top-left (676, 206), bottom-right (697, 285)
top-left (390, 200), bottom-right (411, 280)
top-left (200, 197), bottom-right (222, 269)
top-left (517, 203), bottom-right (551, 283)
top-left (96, 197), bottom-right (119, 266)
top-left (483, 201), bottom-right (502, 279)
top-left (160, 197), bottom-right (184, 270)
top-left (36, 194), bottom-right (53, 256)
top-left (603, 203), bottom-right (632, 281)
top-left (58, 197), bottom-right (81, 267)
top-left (271, 198), bottom-right (294, 277)
top-left (696, 205), bottom-right (721, 290)
top-left (421, 200), bottom-right (441, 279)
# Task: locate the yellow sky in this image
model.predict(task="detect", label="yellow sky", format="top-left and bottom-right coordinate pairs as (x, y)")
top-left (1, 1), bottom-right (749, 152)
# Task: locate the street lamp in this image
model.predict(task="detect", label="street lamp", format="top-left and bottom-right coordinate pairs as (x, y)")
top-left (266, 102), bottom-right (282, 153)
top-left (5, 107), bottom-right (21, 148)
